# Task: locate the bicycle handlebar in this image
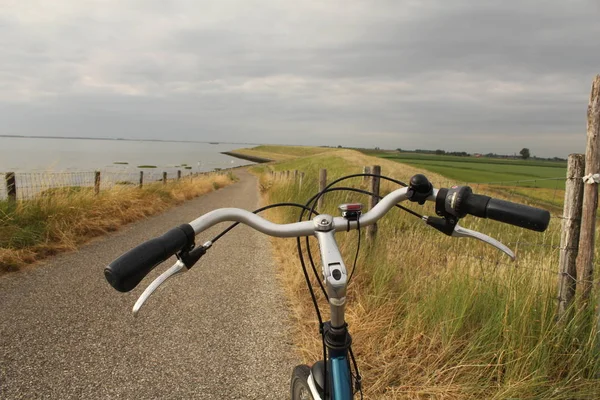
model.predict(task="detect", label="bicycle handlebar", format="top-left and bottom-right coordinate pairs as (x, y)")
top-left (104, 224), bottom-right (195, 292)
top-left (104, 180), bottom-right (551, 293)
top-left (436, 186), bottom-right (550, 232)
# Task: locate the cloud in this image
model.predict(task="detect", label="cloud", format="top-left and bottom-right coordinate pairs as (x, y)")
top-left (0, 0), bottom-right (598, 157)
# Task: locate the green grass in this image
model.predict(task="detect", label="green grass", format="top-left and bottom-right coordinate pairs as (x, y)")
top-left (254, 147), bottom-right (600, 399)
top-left (233, 145), bottom-right (334, 162)
top-left (372, 152), bottom-right (567, 189)
top-left (0, 174), bottom-right (236, 273)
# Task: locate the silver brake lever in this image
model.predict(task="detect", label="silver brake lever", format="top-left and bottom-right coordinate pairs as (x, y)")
top-left (452, 223), bottom-right (515, 260)
top-left (133, 260), bottom-right (188, 317)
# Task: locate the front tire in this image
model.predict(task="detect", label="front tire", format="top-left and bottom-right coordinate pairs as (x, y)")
top-left (291, 365), bottom-right (315, 400)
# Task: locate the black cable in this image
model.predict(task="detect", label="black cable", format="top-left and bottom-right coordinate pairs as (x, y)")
top-left (297, 236), bottom-right (324, 327)
top-left (209, 202), bottom-right (320, 244)
top-left (349, 345), bottom-right (363, 399)
top-left (300, 186), bottom-right (424, 299)
top-left (348, 218), bottom-right (361, 283)
top-left (303, 187), bottom-right (375, 302)
top-left (295, 174), bottom-right (409, 304)
top-left (304, 235), bottom-right (329, 301)
top-left (298, 173), bottom-right (408, 224)
top-left (198, 200), bottom-right (327, 330)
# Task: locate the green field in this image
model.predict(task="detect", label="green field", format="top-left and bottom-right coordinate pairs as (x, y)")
top-left (370, 152), bottom-right (567, 189)
top-left (245, 146), bottom-right (600, 399)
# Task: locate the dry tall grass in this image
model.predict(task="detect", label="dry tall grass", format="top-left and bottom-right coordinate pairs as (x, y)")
top-left (250, 147), bottom-right (600, 399)
top-left (0, 172), bottom-right (235, 273)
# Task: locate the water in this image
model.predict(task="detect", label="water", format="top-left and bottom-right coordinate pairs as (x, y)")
top-left (0, 137), bottom-right (257, 199)
top-left (0, 137), bottom-right (255, 173)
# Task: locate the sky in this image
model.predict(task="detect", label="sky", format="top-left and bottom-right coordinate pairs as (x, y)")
top-left (1, 0), bottom-right (599, 158)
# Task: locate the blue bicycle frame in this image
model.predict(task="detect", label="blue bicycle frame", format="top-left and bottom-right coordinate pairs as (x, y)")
top-left (329, 351), bottom-right (353, 400)
top-left (307, 350), bottom-right (353, 400)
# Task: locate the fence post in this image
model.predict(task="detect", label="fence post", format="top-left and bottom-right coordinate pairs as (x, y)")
top-left (5, 172), bottom-right (16, 202)
top-left (363, 166), bottom-right (371, 182)
top-left (294, 170), bottom-right (298, 181)
top-left (318, 169), bottom-right (327, 211)
top-left (139, 171), bottom-right (144, 188)
top-left (557, 154), bottom-right (585, 320)
top-left (576, 75), bottom-right (600, 304)
top-left (299, 172), bottom-right (305, 188)
top-left (177, 170), bottom-right (182, 180)
top-left (367, 166), bottom-right (381, 242)
top-left (94, 171), bottom-right (101, 195)
top-left (163, 172), bottom-right (167, 185)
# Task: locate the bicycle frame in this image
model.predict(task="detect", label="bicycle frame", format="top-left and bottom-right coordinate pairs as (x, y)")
top-left (307, 351), bottom-right (353, 400)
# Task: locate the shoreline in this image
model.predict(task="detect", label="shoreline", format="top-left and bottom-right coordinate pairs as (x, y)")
top-left (221, 151), bottom-right (272, 164)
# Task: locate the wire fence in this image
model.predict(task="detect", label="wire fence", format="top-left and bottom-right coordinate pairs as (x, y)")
top-left (0, 168), bottom-right (232, 201)
top-left (272, 165), bottom-right (600, 318)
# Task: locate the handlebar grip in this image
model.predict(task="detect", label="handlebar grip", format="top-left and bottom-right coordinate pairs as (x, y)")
top-left (484, 198), bottom-right (550, 232)
top-left (104, 224), bottom-right (195, 292)
top-left (461, 193), bottom-right (550, 232)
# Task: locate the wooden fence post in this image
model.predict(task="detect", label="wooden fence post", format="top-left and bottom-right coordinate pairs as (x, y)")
top-left (318, 169), bottom-right (327, 211)
top-left (163, 172), bottom-right (167, 185)
top-left (177, 170), bottom-right (181, 180)
top-left (299, 172), bottom-right (305, 188)
top-left (557, 154), bottom-right (585, 320)
top-left (294, 170), bottom-right (298, 181)
top-left (363, 166), bottom-right (371, 182)
top-left (5, 172), bottom-right (16, 202)
top-left (367, 165), bottom-right (381, 242)
top-left (94, 171), bottom-right (101, 195)
top-left (576, 75), bottom-right (600, 303)
top-left (139, 171), bottom-right (144, 188)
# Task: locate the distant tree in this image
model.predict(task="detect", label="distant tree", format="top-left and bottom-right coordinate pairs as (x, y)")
top-left (337, 145), bottom-right (342, 148)
top-left (519, 148), bottom-right (531, 160)
top-left (396, 148), bottom-right (402, 152)
top-left (435, 149), bottom-right (446, 155)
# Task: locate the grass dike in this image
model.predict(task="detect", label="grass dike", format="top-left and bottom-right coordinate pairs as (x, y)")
top-left (0, 172), bottom-right (237, 274)
top-left (243, 145), bottom-right (600, 399)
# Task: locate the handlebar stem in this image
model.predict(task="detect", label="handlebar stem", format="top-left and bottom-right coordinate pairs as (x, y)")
top-left (314, 220), bottom-right (348, 329)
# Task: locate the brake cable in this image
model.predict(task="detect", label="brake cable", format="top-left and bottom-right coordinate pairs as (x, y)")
top-left (300, 185), bottom-right (425, 301)
top-left (209, 202), bottom-right (320, 245)
top-left (192, 174), bottom-right (421, 399)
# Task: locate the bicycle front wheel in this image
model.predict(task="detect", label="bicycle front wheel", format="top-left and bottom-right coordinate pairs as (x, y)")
top-left (291, 365), bottom-right (315, 400)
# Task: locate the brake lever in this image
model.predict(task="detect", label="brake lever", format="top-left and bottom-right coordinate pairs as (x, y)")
top-left (452, 224), bottom-right (515, 260)
top-left (424, 216), bottom-right (515, 260)
top-left (133, 260), bottom-right (187, 317)
top-left (131, 242), bottom-right (212, 316)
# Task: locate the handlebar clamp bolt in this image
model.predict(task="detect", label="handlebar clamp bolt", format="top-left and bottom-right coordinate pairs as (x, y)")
top-left (314, 215), bottom-right (334, 231)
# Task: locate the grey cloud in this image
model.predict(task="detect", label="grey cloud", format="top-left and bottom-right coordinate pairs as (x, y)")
top-left (0, 0), bottom-right (598, 157)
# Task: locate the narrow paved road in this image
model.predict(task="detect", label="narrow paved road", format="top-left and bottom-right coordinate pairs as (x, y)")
top-left (0, 170), bottom-right (297, 399)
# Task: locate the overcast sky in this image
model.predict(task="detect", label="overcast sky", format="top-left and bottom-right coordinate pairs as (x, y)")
top-left (1, 0), bottom-right (599, 157)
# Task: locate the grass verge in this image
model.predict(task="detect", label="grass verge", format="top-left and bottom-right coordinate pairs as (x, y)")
top-left (246, 146), bottom-right (600, 399)
top-left (0, 172), bottom-right (236, 273)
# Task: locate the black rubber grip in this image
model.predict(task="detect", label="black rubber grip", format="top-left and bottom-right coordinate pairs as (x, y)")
top-left (462, 194), bottom-right (550, 232)
top-left (485, 198), bottom-right (550, 232)
top-left (104, 224), bottom-right (195, 292)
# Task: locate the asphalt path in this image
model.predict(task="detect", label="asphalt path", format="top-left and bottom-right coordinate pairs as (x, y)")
top-left (0, 169), bottom-right (298, 399)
